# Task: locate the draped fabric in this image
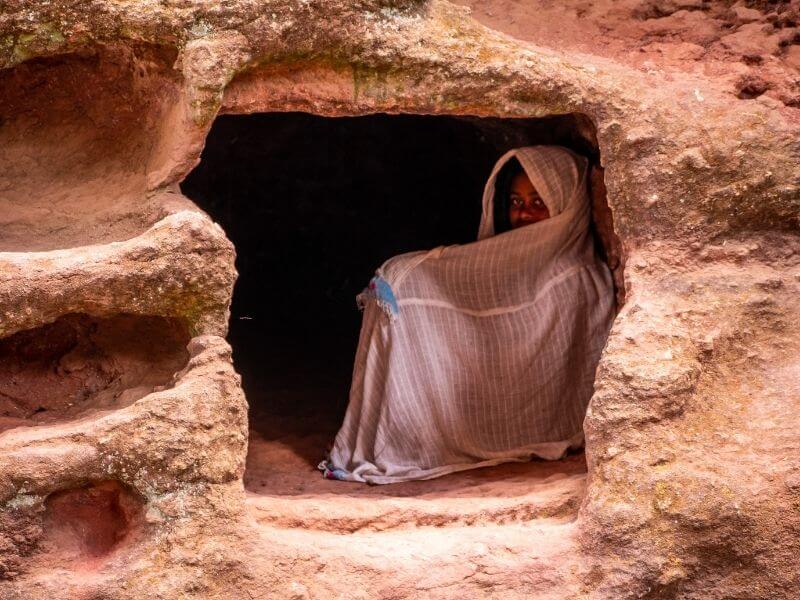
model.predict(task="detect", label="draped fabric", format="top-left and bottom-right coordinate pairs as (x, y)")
top-left (325, 145), bottom-right (615, 484)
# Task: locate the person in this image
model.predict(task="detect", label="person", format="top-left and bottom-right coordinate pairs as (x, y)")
top-left (504, 158), bottom-right (551, 229)
top-left (319, 145), bottom-right (615, 484)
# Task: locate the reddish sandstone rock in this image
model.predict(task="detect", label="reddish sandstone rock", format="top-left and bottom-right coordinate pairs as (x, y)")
top-left (0, 1), bottom-right (797, 598)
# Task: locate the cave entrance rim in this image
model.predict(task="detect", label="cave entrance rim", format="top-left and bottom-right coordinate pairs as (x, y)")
top-left (179, 110), bottom-right (621, 521)
top-left (189, 109), bottom-right (603, 187)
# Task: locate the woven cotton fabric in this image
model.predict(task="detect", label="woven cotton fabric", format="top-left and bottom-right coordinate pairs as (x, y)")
top-left (327, 145), bottom-right (615, 484)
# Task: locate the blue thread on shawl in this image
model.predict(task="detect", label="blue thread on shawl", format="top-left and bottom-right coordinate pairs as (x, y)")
top-left (357, 274), bottom-right (399, 321)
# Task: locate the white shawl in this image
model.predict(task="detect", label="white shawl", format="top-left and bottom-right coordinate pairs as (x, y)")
top-left (326, 145), bottom-right (615, 484)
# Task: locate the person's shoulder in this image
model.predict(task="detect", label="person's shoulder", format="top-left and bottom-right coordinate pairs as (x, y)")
top-left (375, 249), bottom-right (431, 288)
top-left (380, 249), bottom-right (427, 271)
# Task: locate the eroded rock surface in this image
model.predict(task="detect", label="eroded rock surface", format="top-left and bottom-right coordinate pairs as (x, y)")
top-left (456, 0), bottom-right (800, 109)
top-left (584, 235), bottom-right (800, 598)
top-left (0, 0), bottom-right (798, 598)
top-left (0, 313), bottom-right (190, 433)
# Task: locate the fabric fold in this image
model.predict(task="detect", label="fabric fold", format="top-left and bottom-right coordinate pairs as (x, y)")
top-left (327, 145), bottom-right (615, 484)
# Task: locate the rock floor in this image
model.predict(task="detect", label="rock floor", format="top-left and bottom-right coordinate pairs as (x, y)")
top-left (244, 410), bottom-right (586, 594)
top-left (239, 332), bottom-right (586, 576)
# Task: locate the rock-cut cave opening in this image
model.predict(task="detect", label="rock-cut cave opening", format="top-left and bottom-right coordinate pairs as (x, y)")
top-left (182, 112), bottom-right (618, 506)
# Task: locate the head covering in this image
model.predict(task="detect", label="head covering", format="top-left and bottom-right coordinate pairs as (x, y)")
top-left (490, 156), bottom-right (521, 235)
top-left (482, 145), bottom-right (591, 237)
top-left (323, 145), bottom-right (615, 484)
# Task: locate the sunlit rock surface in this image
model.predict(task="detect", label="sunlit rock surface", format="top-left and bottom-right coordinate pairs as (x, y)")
top-left (0, 0), bottom-right (798, 598)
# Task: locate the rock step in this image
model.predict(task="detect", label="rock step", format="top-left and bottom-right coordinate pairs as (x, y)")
top-left (252, 519), bottom-right (581, 598)
top-left (246, 471), bottom-right (585, 533)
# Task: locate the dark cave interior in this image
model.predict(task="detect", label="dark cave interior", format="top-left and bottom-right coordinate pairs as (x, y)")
top-left (181, 111), bottom-right (601, 441)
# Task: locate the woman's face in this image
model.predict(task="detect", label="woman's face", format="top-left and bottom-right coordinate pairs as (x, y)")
top-left (509, 171), bottom-right (549, 229)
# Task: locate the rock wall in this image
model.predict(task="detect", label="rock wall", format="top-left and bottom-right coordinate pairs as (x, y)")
top-left (0, 1), bottom-right (798, 598)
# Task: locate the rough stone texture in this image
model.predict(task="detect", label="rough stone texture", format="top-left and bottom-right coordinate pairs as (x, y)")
top-left (0, 313), bottom-right (190, 433)
top-left (0, 0), bottom-right (798, 598)
top-left (456, 0), bottom-right (800, 109)
top-left (0, 335), bottom-right (248, 597)
top-left (583, 234), bottom-right (800, 598)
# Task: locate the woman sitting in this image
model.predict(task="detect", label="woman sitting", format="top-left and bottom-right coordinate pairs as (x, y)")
top-left (321, 145), bottom-right (615, 484)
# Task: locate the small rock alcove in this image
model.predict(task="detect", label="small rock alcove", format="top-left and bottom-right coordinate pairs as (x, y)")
top-left (41, 480), bottom-right (145, 571)
top-left (0, 314), bottom-right (191, 435)
top-left (181, 111), bottom-right (618, 522)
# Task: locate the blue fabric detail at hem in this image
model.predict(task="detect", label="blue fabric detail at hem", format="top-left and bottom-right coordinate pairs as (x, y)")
top-left (317, 459), bottom-right (348, 481)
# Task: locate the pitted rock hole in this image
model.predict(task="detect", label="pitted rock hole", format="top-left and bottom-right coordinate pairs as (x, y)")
top-left (42, 480), bottom-right (144, 569)
top-left (181, 112), bottom-right (619, 527)
top-left (0, 314), bottom-right (190, 434)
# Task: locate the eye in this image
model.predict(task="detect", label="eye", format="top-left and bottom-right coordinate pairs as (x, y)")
top-left (510, 197), bottom-right (523, 208)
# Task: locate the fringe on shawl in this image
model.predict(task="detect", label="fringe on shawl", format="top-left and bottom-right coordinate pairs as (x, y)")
top-left (356, 274), bottom-right (399, 321)
top-left (317, 459), bottom-right (349, 481)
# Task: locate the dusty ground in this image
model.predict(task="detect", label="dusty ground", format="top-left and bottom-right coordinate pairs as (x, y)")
top-left (244, 412), bottom-right (587, 598)
top-left (246, 413), bottom-right (587, 527)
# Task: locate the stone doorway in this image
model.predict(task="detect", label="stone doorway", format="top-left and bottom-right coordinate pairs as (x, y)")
top-left (181, 111), bottom-right (617, 529)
